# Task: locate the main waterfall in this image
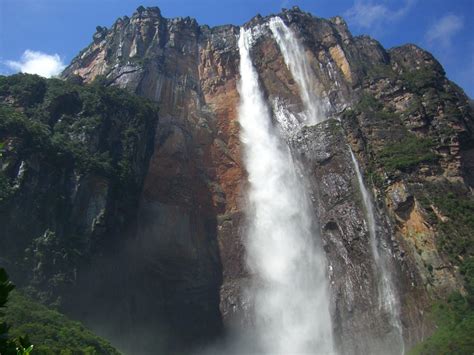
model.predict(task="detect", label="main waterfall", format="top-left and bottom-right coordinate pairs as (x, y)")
top-left (237, 26), bottom-right (334, 354)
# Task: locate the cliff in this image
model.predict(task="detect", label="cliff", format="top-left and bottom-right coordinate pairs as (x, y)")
top-left (1, 5), bottom-right (473, 354)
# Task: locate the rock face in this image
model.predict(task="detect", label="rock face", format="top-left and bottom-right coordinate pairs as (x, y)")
top-left (0, 75), bottom-right (161, 353)
top-left (2, 5), bottom-right (473, 355)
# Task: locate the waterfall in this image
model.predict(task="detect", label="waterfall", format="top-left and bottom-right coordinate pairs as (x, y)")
top-left (237, 26), bottom-right (334, 354)
top-left (268, 16), bottom-right (405, 353)
top-left (269, 17), bottom-right (324, 125)
top-left (349, 150), bottom-right (405, 354)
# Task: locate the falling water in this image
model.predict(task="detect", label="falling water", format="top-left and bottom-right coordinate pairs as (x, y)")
top-left (269, 17), bottom-right (324, 125)
top-left (350, 150), bottom-right (405, 354)
top-left (237, 26), bottom-right (334, 354)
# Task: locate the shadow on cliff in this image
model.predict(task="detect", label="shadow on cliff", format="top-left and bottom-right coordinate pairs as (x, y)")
top-left (58, 182), bottom-right (224, 355)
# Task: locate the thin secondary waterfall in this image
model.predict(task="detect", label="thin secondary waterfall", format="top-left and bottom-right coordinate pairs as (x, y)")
top-left (237, 26), bottom-right (334, 354)
top-left (349, 150), bottom-right (405, 354)
top-left (269, 17), bottom-right (324, 125)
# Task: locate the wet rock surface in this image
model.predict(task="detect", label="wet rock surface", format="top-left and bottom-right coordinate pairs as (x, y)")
top-left (2, 5), bottom-right (472, 354)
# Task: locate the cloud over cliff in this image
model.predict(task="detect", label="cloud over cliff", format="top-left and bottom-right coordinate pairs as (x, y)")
top-left (5, 50), bottom-right (65, 78)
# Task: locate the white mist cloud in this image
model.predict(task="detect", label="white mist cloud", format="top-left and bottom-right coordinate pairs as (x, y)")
top-left (426, 14), bottom-right (464, 48)
top-left (5, 50), bottom-right (65, 78)
top-left (345, 0), bottom-right (415, 29)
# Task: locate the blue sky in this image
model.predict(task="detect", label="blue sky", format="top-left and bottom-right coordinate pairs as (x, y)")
top-left (1, 0), bottom-right (473, 97)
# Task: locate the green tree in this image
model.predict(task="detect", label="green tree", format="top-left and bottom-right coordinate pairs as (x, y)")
top-left (0, 268), bottom-right (33, 355)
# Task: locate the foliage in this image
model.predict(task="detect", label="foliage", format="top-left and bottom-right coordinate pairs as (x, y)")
top-left (0, 73), bottom-right (158, 205)
top-left (354, 93), bottom-right (383, 112)
top-left (24, 230), bottom-right (85, 304)
top-left (365, 164), bottom-right (385, 190)
top-left (461, 258), bottom-right (474, 301)
top-left (5, 291), bottom-right (120, 354)
top-left (0, 268), bottom-right (15, 310)
top-left (1, 267), bottom-right (119, 354)
top-left (411, 182), bottom-right (474, 354)
top-left (401, 68), bottom-right (441, 92)
top-left (0, 75), bottom-right (158, 179)
top-left (366, 63), bottom-right (397, 81)
top-left (433, 195), bottom-right (474, 265)
top-left (1, 268), bottom-right (34, 355)
top-left (0, 73), bottom-right (158, 302)
top-left (0, 172), bottom-right (14, 203)
top-left (418, 184), bottom-right (474, 265)
top-left (404, 96), bottom-right (423, 117)
top-left (378, 134), bottom-right (437, 172)
top-left (353, 94), bottom-right (401, 123)
top-left (0, 74), bottom-right (47, 107)
top-left (409, 292), bottom-right (474, 355)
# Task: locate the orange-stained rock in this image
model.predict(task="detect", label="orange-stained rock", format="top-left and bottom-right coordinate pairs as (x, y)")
top-left (60, 5), bottom-right (474, 353)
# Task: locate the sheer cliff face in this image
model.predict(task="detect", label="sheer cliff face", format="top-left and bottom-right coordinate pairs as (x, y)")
top-left (61, 5), bottom-right (473, 353)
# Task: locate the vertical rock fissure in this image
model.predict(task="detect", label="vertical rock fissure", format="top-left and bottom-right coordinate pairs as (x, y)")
top-left (237, 26), bottom-right (334, 354)
top-left (350, 149), bottom-right (405, 354)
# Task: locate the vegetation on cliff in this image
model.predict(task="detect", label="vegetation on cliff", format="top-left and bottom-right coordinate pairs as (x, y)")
top-left (410, 182), bottom-right (474, 354)
top-left (0, 73), bottom-right (159, 304)
top-left (410, 261), bottom-right (474, 354)
top-left (0, 73), bottom-right (158, 185)
top-left (5, 291), bottom-right (121, 354)
top-left (1, 8), bottom-right (473, 353)
top-left (345, 85), bottom-right (473, 353)
top-left (1, 267), bottom-right (119, 354)
top-left (378, 135), bottom-right (436, 173)
top-left (343, 94), bottom-right (438, 177)
top-left (0, 267), bottom-right (33, 355)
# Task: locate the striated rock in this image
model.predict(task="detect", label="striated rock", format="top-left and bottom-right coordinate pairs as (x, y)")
top-left (1, 5), bottom-right (471, 354)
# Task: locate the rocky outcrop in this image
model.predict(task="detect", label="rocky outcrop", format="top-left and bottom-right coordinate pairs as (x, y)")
top-left (0, 75), bottom-right (163, 352)
top-left (290, 121), bottom-right (433, 352)
top-left (1, 5), bottom-right (471, 354)
top-left (63, 7), bottom-right (244, 353)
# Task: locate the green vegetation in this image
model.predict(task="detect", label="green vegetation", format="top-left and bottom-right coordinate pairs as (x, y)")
top-left (24, 230), bottom-right (85, 304)
top-left (409, 287), bottom-right (474, 355)
top-left (378, 134), bottom-right (437, 172)
top-left (418, 186), bottom-right (474, 266)
top-left (366, 63), bottom-right (397, 81)
top-left (404, 96), bottom-right (423, 117)
top-left (1, 267), bottom-right (119, 354)
top-left (401, 67), bottom-right (442, 92)
top-left (365, 163), bottom-right (385, 190)
top-left (346, 94), bottom-right (438, 175)
top-left (1, 268), bottom-right (34, 355)
top-left (0, 73), bottom-right (158, 302)
top-left (0, 171), bottom-right (14, 203)
top-left (354, 93), bottom-right (383, 112)
top-left (0, 74), bottom-right (158, 183)
top-left (433, 194), bottom-right (474, 264)
top-left (0, 74), bottom-right (47, 107)
top-left (411, 183), bottom-right (474, 354)
top-left (5, 291), bottom-right (120, 354)
top-left (353, 94), bottom-right (401, 123)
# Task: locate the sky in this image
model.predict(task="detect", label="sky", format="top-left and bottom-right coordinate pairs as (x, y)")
top-left (0, 0), bottom-right (473, 97)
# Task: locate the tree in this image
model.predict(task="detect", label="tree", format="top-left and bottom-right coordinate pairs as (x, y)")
top-left (0, 268), bottom-right (33, 355)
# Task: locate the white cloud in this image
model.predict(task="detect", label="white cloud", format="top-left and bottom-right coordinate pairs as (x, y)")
top-left (5, 50), bottom-right (65, 78)
top-left (426, 14), bottom-right (464, 48)
top-left (345, 0), bottom-right (415, 29)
